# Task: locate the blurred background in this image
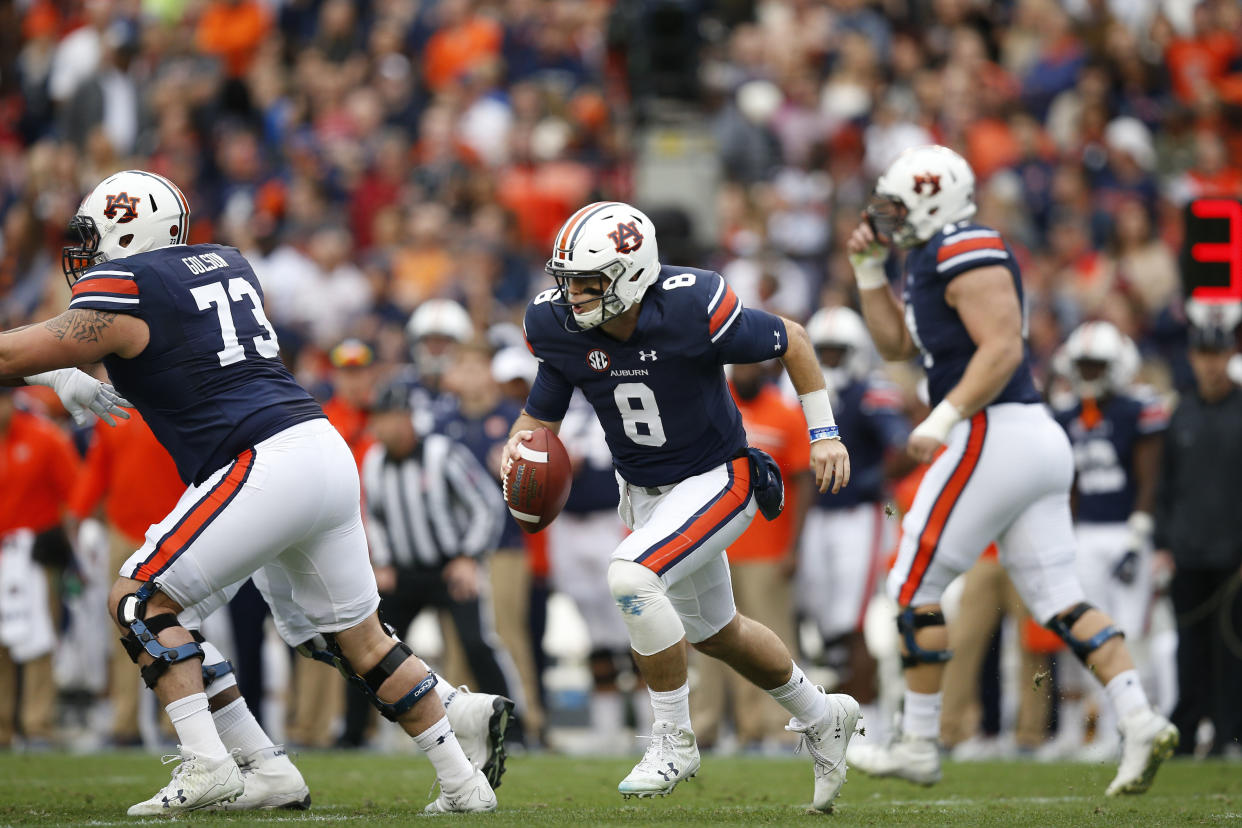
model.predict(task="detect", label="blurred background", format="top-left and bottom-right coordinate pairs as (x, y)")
top-left (1, 0), bottom-right (1240, 762)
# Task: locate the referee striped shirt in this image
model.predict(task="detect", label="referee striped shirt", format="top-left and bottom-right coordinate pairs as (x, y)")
top-left (361, 432), bottom-right (504, 569)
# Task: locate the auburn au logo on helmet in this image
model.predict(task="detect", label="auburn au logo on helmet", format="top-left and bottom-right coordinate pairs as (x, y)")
top-left (607, 221), bottom-right (644, 254)
top-left (104, 192), bottom-right (142, 223)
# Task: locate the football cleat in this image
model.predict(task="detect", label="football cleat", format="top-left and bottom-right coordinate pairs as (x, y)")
top-left (423, 769), bottom-right (497, 814)
top-left (617, 720), bottom-right (700, 799)
top-left (444, 685), bottom-right (516, 789)
top-left (126, 748), bottom-right (244, 816)
top-left (1105, 708), bottom-right (1178, 796)
top-left (786, 691), bottom-right (863, 813)
top-left (846, 732), bottom-right (942, 786)
top-left (204, 746), bottom-right (310, 811)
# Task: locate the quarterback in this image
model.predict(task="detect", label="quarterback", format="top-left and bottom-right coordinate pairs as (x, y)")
top-left (844, 145), bottom-right (1177, 795)
top-left (0, 171), bottom-right (499, 815)
top-left (503, 202), bottom-right (859, 812)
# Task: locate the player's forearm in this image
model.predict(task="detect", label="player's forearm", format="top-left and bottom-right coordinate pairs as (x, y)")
top-left (943, 336), bottom-right (1023, 417)
top-left (1131, 434), bottom-right (1162, 515)
top-left (779, 320), bottom-right (825, 396)
top-left (857, 287), bottom-right (917, 361)
top-left (510, 410), bottom-right (560, 437)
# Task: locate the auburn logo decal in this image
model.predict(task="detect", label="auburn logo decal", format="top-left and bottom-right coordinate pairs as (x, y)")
top-left (103, 192), bottom-right (142, 224)
top-left (607, 221), bottom-right (644, 254)
top-left (912, 173), bottom-right (941, 196)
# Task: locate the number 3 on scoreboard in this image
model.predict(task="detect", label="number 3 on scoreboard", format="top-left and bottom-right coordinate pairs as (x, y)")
top-left (614, 382), bottom-right (667, 447)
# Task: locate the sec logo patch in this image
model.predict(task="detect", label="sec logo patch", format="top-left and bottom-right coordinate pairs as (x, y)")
top-left (587, 349), bottom-right (610, 372)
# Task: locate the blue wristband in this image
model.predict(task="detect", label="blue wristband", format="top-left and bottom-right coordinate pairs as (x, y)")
top-left (809, 426), bottom-right (839, 442)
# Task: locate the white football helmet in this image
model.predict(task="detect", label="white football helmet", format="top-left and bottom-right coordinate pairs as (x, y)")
top-left (1055, 320), bottom-right (1140, 398)
top-left (806, 306), bottom-right (874, 391)
top-left (867, 145), bottom-right (976, 248)
top-left (545, 201), bottom-right (659, 330)
top-left (406, 299), bottom-right (473, 374)
top-left (62, 170), bottom-right (190, 282)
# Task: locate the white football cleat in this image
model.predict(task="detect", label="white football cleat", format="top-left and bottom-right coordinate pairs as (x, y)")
top-left (423, 769), bottom-right (498, 814)
top-left (126, 749), bottom-right (244, 816)
top-left (617, 720), bottom-right (700, 799)
top-left (846, 732), bottom-right (942, 786)
top-left (786, 692), bottom-right (862, 813)
top-left (444, 685), bottom-right (516, 788)
top-left (205, 746), bottom-right (310, 811)
top-left (1105, 708), bottom-right (1178, 796)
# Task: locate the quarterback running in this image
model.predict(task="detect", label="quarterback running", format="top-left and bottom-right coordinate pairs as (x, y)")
top-left (0, 171), bottom-right (501, 815)
top-left (503, 202), bottom-right (860, 812)
top-left (843, 145), bottom-right (1177, 795)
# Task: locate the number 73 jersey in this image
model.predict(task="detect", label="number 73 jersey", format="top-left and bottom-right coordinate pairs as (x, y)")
top-left (522, 265), bottom-right (790, 488)
top-left (70, 243), bottom-right (323, 486)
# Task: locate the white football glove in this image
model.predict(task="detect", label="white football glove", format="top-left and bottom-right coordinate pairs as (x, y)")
top-left (24, 368), bottom-right (132, 427)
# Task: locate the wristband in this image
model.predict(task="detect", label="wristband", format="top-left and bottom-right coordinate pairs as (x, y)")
top-left (911, 399), bottom-right (963, 444)
top-left (1127, 511), bottom-right (1154, 546)
top-left (809, 426), bottom-right (840, 442)
top-left (849, 251), bottom-right (888, 291)
top-left (799, 389), bottom-right (840, 442)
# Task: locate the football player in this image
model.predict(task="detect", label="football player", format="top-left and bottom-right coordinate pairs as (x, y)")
top-left (843, 146), bottom-right (1177, 795)
top-left (1047, 321), bottom-right (1166, 757)
top-left (0, 171), bottom-right (496, 814)
top-left (502, 202), bottom-right (860, 812)
top-left (798, 307), bottom-right (911, 721)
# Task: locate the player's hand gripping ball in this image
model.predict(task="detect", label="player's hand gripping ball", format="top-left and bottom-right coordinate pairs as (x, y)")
top-left (503, 427), bottom-right (572, 533)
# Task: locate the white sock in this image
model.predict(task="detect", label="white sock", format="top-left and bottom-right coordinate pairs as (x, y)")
top-left (1104, 669), bottom-right (1148, 719)
top-left (212, 697), bottom-right (293, 770)
top-left (767, 663), bottom-right (828, 724)
top-left (414, 715), bottom-right (476, 791)
top-left (165, 692), bottom-right (229, 760)
top-left (649, 684), bottom-right (692, 731)
top-left (902, 690), bottom-right (942, 741)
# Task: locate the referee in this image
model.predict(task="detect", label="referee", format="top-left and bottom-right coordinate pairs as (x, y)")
top-left (339, 382), bottom-right (517, 747)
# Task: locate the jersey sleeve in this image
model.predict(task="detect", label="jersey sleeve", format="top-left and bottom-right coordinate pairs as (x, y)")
top-left (1134, 391), bottom-right (1170, 435)
top-left (933, 228), bottom-right (1011, 281)
top-left (69, 266), bottom-right (142, 314)
top-left (707, 274), bottom-right (789, 364)
top-left (861, 379), bottom-right (911, 448)
top-left (524, 360), bottom-right (574, 422)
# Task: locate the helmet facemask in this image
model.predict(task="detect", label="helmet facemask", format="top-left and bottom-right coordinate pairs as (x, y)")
top-left (546, 258), bottom-right (630, 330)
top-left (865, 192), bottom-right (917, 248)
top-left (1071, 357), bottom-right (1111, 399)
top-left (62, 215), bottom-right (104, 286)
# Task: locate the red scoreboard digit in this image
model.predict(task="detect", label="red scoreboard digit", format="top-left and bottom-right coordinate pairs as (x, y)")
top-left (1180, 198), bottom-right (1242, 303)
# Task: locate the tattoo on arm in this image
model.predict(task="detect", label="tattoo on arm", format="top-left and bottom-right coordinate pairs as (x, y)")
top-left (43, 310), bottom-right (119, 344)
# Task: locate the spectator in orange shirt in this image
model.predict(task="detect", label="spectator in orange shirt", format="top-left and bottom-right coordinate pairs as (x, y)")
top-left (0, 387), bottom-right (80, 748)
top-left (691, 362), bottom-right (812, 750)
top-left (422, 0), bottom-right (502, 93)
top-left (67, 407), bottom-right (184, 746)
top-left (195, 0), bottom-right (271, 79)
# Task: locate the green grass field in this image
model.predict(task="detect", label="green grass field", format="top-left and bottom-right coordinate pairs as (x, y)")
top-left (0, 752), bottom-right (1236, 827)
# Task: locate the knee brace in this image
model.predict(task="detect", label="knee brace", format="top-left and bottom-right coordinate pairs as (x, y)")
top-left (896, 607), bottom-right (953, 669)
top-left (607, 560), bottom-right (684, 657)
top-left (117, 583), bottom-right (204, 689)
top-left (321, 624), bottom-right (438, 722)
top-left (1046, 602), bottom-right (1123, 665)
top-left (194, 637), bottom-right (237, 697)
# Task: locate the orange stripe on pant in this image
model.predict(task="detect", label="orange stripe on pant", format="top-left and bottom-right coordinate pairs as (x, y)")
top-left (898, 412), bottom-right (988, 606)
top-left (134, 449), bottom-right (255, 581)
top-left (640, 458), bottom-right (751, 574)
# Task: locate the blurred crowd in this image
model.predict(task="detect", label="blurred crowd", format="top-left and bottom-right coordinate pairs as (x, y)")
top-left (1, 0), bottom-right (1241, 758)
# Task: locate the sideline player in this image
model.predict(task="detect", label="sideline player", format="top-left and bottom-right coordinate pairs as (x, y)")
top-left (0, 171), bottom-right (497, 815)
top-left (502, 202), bottom-right (860, 812)
top-left (843, 145), bottom-right (1177, 795)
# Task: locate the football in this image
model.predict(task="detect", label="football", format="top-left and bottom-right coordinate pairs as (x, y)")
top-left (503, 427), bottom-right (572, 533)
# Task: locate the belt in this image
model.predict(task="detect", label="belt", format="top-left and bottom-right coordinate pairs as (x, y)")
top-left (638, 483), bottom-right (677, 496)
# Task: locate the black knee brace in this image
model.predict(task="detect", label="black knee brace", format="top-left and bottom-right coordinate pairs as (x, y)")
top-left (320, 625), bottom-right (438, 722)
top-left (897, 607), bottom-right (953, 669)
top-left (117, 583), bottom-right (204, 689)
top-left (1046, 602), bottom-right (1123, 665)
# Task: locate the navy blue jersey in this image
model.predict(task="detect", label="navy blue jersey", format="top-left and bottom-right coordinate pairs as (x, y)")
top-left (437, 399), bottom-right (526, 549)
top-left (902, 223), bottom-right (1041, 408)
top-left (1053, 391), bottom-right (1168, 523)
top-left (70, 244), bottom-right (323, 485)
top-left (558, 393), bottom-right (620, 514)
top-left (523, 265), bottom-right (789, 487)
top-left (817, 375), bottom-right (910, 510)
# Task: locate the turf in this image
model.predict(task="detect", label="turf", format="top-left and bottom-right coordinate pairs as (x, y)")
top-left (0, 752), bottom-right (1236, 827)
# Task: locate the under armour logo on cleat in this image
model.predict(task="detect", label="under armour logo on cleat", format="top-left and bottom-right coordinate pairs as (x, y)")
top-left (162, 790), bottom-right (187, 807)
top-left (656, 763), bottom-right (680, 781)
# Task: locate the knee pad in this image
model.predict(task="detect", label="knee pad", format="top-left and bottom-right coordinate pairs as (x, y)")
top-left (194, 638), bottom-right (237, 697)
top-left (1046, 602), bottom-right (1123, 665)
top-left (322, 628), bottom-right (438, 722)
top-left (607, 560), bottom-right (684, 657)
top-left (117, 584), bottom-right (204, 690)
top-left (896, 607), bottom-right (953, 669)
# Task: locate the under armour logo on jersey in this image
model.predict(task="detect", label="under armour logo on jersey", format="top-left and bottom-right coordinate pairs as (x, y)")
top-left (607, 221), bottom-right (644, 254)
top-left (639, 350), bottom-right (657, 361)
top-left (103, 192), bottom-right (142, 224)
top-left (587, 348), bottom-right (611, 371)
top-left (773, 330), bottom-right (782, 351)
top-left (912, 173), bottom-right (941, 196)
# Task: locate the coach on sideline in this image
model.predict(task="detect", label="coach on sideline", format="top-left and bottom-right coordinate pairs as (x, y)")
top-left (339, 382), bottom-right (518, 747)
top-left (1153, 304), bottom-right (1242, 756)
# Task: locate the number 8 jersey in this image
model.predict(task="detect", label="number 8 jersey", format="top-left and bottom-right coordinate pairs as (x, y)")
top-left (522, 265), bottom-right (790, 488)
top-left (70, 244), bottom-right (324, 486)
